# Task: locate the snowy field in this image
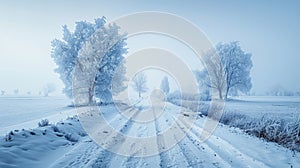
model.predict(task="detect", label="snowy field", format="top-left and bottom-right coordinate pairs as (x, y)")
top-left (0, 96), bottom-right (74, 135)
top-left (0, 96), bottom-right (299, 167)
top-left (170, 96), bottom-right (300, 123)
top-left (224, 96), bottom-right (300, 120)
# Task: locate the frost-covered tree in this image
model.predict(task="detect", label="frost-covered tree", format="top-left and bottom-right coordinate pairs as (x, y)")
top-left (101, 62), bottom-right (127, 102)
top-left (51, 17), bottom-right (127, 103)
top-left (51, 17), bottom-right (106, 98)
top-left (1, 90), bottom-right (5, 96)
top-left (160, 76), bottom-right (170, 95)
top-left (200, 41), bottom-right (252, 100)
top-left (93, 32), bottom-right (127, 103)
top-left (132, 72), bottom-right (148, 98)
top-left (43, 83), bottom-right (56, 97)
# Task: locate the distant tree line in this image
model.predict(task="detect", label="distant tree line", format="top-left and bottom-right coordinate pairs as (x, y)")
top-left (0, 83), bottom-right (56, 97)
top-left (267, 85), bottom-right (300, 96)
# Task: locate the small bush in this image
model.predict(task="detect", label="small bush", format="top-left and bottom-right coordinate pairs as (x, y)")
top-left (5, 134), bottom-right (12, 142)
top-left (65, 133), bottom-right (79, 142)
top-left (78, 132), bottom-right (87, 137)
top-left (38, 119), bottom-right (49, 127)
top-left (51, 125), bottom-right (60, 132)
top-left (168, 99), bottom-right (209, 114)
top-left (5, 131), bottom-right (14, 142)
top-left (220, 112), bottom-right (300, 152)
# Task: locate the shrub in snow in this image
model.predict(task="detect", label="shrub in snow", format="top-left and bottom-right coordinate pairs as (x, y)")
top-left (38, 119), bottom-right (49, 127)
top-left (167, 90), bottom-right (209, 102)
top-left (5, 134), bottom-right (11, 142)
top-left (51, 125), bottom-right (60, 132)
top-left (170, 98), bottom-right (300, 151)
top-left (167, 91), bottom-right (181, 102)
top-left (66, 116), bottom-right (79, 122)
top-left (65, 133), bottom-right (79, 142)
top-left (167, 95), bottom-right (209, 115)
top-left (219, 112), bottom-right (300, 152)
top-left (78, 132), bottom-right (88, 137)
top-left (5, 131), bottom-right (14, 142)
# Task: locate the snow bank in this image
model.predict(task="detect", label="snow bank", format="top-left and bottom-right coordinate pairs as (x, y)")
top-left (0, 116), bottom-right (86, 168)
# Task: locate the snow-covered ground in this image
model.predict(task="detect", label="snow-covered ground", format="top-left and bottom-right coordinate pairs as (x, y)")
top-left (0, 117), bottom-right (86, 168)
top-left (0, 96), bottom-right (299, 167)
top-left (0, 96), bottom-right (75, 135)
top-left (224, 96), bottom-right (300, 120)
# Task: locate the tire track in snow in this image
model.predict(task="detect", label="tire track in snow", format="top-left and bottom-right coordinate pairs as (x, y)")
top-left (176, 115), bottom-right (269, 167)
top-left (152, 106), bottom-right (174, 168)
top-left (172, 116), bottom-right (231, 167)
top-left (155, 109), bottom-right (229, 168)
top-left (91, 107), bottom-right (141, 168)
top-left (167, 102), bottom-right (268, 167)
top-left (193, 127), bottom-right (269, 168)
top-left (119, 123), bottom-right (160, 168)
top-left (162, 118), bottom-right (194, 167)
top-left (51, 105), bottom-right (137, 168)
top-left (154, 117), bottom-right (170, 168)
top-left (49, 138), bottom-right (101, 168)
top-left (112, 104), bottom-right (170, 168)
top-left (153, 109), bottom-right (191, 168)
top-left (52, 103), bottom-right (272, 167)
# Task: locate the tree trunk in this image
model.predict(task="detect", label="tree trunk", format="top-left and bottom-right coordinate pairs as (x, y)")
top-left (88, 92), bottom-right (93, 105)
top-left (88, 82), bottom-right (95, 105)
top-left (225, 87), bottom-right (230, 100)
top-left (218, 88), bottom-right (223, 100)
top-left (139, 91), bottom-right (141, 98)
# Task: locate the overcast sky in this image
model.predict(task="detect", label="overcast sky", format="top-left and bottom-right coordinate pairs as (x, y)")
top-left (0, 0), bottom-right (299, 95)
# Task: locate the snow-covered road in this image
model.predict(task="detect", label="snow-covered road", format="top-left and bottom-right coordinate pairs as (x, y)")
top-left (47, 102), bottom-right (299, 168)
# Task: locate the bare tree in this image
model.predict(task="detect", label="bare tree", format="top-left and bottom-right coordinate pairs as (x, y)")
top-left (132, 72), bottom-right (148, 98)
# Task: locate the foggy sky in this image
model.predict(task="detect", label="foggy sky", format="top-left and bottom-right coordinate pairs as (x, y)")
top-left (0, 0), bottom-right (299, 95)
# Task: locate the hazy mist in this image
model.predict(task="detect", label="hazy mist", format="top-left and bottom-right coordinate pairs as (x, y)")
top-left (1, 0), bottom-right (299, 96)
